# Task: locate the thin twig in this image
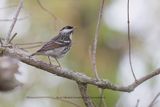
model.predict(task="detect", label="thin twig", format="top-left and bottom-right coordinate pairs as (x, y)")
top-left (0, 4), bottom-right (17, 9)
top-left (15, 41), bottom-right (45, 49)
top-left (0, 16), bottom-right (28, 22)
top-left (9, 33), bottom-right (17, 43)
top-left (98, 89), bottom-right (106, 107)
top-left (27, 96), bottom-right (104, 99)
top-left (127, 0), bottom-right (137, 81)
top-left (20, 44), bottom-right (42, 49)
top-left (15, 41), bottom-right (45, 45)
top-left (5, 0), bottom-right (24, 44)
top-left (36, 0), bottom-right (63, 28)
top-left (36, 0), bottom-right (57, 21)
top-left (148, 92), bottom-right (160, 107)
top-left (135, 99), bottom-right (140, 107)
top-left (1, 46), bottom-right (160, 92)
top-left (91, 0), bottom-right (106, 107)
top-left (26, 96), bottom-right (81, 107)
top-left (77, 82), bottom-right (95, 107)
top-left (91, 0), bottom-right (104, 80)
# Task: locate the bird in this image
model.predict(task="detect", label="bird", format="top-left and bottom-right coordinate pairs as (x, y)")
top-left (30, 25), bottom-right (74, 67)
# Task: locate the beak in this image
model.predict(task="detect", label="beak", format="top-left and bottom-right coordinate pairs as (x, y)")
top-left (71, 26), bottom-right (76, 32)
top-left (73, 26), bottom-right (77, 30)
top-left (70, 27), bottom-right (75, 32)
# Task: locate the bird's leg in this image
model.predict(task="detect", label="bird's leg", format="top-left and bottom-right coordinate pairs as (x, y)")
top-left (55, 58), bottom-right (61, 68)
top-left (48, 56), bottom-right (61, 68)
top-left (48, 56), bottom-right (52, 65)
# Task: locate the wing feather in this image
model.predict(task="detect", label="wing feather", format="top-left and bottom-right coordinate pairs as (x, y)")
top-left (37, 35), bottom-right (70, 52)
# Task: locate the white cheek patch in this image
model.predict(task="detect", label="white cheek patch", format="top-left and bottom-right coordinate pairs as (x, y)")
top-left (61, 29), bottom-right (73, 33)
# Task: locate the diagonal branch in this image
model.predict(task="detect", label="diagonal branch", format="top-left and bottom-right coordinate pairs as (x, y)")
top-left (148, 92), bottom-right (160, 107)
top-left (77, 82), bottom-right (95, 107)
top-left (8, 33), bottom-right (17, 43)
top-left (36, 0), bottom-right (63, 28)
top-left (36, 0), bottom-right (57, 21)
top-left (1, 46), bottom-right (159, 92)
top-left (5, 0), bottom-right (24, 44)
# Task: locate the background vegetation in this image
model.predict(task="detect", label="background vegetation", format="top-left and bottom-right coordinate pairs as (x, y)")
top-left (0, 0), bottom-right (159, 107)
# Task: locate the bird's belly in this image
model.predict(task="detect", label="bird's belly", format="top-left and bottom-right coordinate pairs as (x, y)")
top-left (44, 47), bottom-right (70, 58)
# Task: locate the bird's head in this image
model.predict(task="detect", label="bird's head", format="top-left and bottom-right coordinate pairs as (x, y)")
top-left (60, 26), bottom-right (74, 35)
